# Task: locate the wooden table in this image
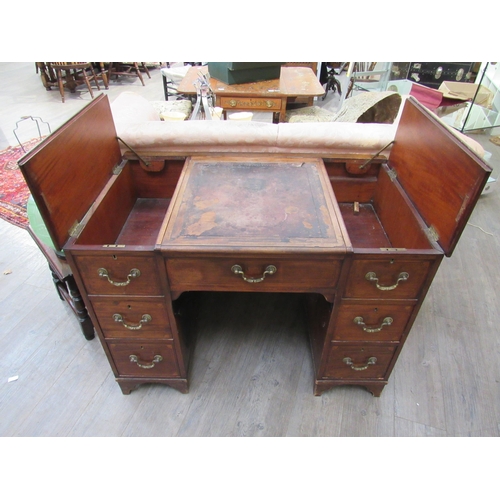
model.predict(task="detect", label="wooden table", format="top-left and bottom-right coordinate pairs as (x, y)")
top-left (176, 66), bottom-right (325, 122)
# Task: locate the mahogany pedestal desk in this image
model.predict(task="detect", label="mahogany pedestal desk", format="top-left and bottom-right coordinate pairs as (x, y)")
top-left (18, 95), bottom-right (491, 397)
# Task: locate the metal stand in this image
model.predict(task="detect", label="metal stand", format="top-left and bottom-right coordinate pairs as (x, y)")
top-left (190, 71), bottom-right (214, 120)
top-left (13, 116), bottom-right (51, 152)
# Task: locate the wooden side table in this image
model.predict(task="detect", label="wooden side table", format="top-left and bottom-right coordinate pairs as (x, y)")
top-left (177, 66), bottom-right (325, 122)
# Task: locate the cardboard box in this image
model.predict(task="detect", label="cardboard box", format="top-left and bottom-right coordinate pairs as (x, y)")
top-left (207, 62), bottom-right (283, 85)
top-left (438, 81), bottom-right (493, 108)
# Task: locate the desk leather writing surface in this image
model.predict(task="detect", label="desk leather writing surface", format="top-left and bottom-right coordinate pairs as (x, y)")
top-left (161, 157), bottom-right (348, 253)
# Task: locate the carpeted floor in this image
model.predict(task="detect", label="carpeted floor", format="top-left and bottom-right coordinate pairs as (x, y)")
top-left (0, 138), bottom-right (41, 229)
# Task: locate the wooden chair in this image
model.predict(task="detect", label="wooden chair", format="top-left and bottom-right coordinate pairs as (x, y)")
top-left (27, 197), bottom-right (95, 340)
top-left (48, 62), bottom-right (104, 103)
top-left (107, 62), bottom-right (151, 86)
top-left (345, 62), bottom-right (392, 98)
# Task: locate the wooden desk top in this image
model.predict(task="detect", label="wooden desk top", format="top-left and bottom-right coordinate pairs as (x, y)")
top-left (160, 156), bottom-right (347, 254)
top-left (177, 66), bottom-right (324, 98)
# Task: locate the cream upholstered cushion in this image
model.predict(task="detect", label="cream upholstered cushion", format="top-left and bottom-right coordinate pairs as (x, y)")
top-left (110, 91), bottom-right (398, 156)
top-left (118, 120), bottom-right (279, 153)
top-left (277, 122), bottom-right (397, 152)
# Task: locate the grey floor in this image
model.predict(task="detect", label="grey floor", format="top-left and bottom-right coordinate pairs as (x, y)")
top-left (1, 63), bottom-right (500, 439)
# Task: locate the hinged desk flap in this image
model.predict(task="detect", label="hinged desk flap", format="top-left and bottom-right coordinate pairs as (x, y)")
top-left (18, 95), bottom-right (121, 252)
top-left (388, 97), bottom-right (491, 257)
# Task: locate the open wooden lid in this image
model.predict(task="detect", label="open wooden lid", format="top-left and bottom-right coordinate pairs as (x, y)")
top-left (18, 95), bottom-right (121, 252)
top-left (388, 97), bottom-right (491, 257)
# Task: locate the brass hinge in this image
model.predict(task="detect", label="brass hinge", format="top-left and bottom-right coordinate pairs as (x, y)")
top-left (426, 225), bottom-right (439, 242)
top-left (69, 220), bottom-right (84, 239)
top-left (112, 159), bottom-right (127, 175)
top-left (68, 204), bottom-right (96, 239)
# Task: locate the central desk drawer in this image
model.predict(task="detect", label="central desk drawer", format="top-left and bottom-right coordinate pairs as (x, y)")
top-left (219, 96), bottom-right (282, 111)
top-left (90, 297), bottom-right (172, 339)
top-left (166, 257), bottom-right (342, 293)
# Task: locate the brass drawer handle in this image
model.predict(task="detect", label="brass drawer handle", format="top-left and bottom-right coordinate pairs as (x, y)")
top-left (229, 99), bottom-right (237, 107)
top-left (365, 271), bottom-right (409, 291)
top-left (265, 100), bottom-right (274, 108)
top-left (129, 354), bottom-right (162, 369)
top-left (343, 356), bottom-right (377, 371)
top-left (98, 268), bottom-right (141, 287)
top-left (231, 264), bottom-right (277, 283)
top-left (113, 313), bottom-right (152, 330)
top-left (354, 316), bottom-right (393, 333)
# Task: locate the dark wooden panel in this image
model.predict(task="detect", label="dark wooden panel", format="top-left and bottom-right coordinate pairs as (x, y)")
top-left (339, 203), bottom-right (390, 248)
top-left (131, 160), bottom-right (185, 199)
top-left (116, 198), bottom-right (170, 246)
top-left (18, 95), bottom-right (121, 252)
top-left (374, 166), bottom-right (433, 250)
top-left (389, 97), bottom-right (491, 256)
top-left (77, 167), bottom-right (136, 246)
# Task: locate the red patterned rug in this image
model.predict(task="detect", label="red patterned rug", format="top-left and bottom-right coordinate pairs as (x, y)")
top-left (0, 138), bottom-right (42, 229)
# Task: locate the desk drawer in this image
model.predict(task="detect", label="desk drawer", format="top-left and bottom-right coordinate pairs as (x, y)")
top-left (108, 341), bottom-right (180, 378)
top-left (344, 257), bottom-right (432, 299)
top-left (333, 302), bottom-right (414, 341)
top-left (167, 257), bottom-right (342, 293)
top-left (90, 297), bottom-right (172, 339)
top-left (74, 254), bottom-right (163, 296)
top-left (324, 345), bottom-right (396, 379)
top-left (220, 96), bottom-right (282, 111)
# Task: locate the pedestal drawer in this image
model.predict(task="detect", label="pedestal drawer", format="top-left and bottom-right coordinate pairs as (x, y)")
top-left (108, 341), bottom-right (180, 378)
top-left (332, 302), bottom-right (414, 341)
top-left (344, 257), bottom-right (433, 299)
top-left (323, 345), bottom-right (396, 379)
top-left (73, 254), bottom-right (163, 296)
top-left (167, 257), bottom-right (342, 293)
top-left (90, 297), bottom-right (172, 339)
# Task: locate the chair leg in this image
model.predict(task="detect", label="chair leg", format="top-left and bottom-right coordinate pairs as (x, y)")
top-left (140, 62), bottom-right (151, 78)
top-left (133, 62), bottom-right (145, 86)
top-left (65, 275), bottom-right (95, 340)
top-left (48, 264), bottom-right (95, 340)
top-left (88, 65), bottom-right (100, 91)
top-left (98, 63), bottom-right (109, 89)
top-left (56, 68), bottom-right (65, 103)
top-left (82, 72), bottom-right (95, 99)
